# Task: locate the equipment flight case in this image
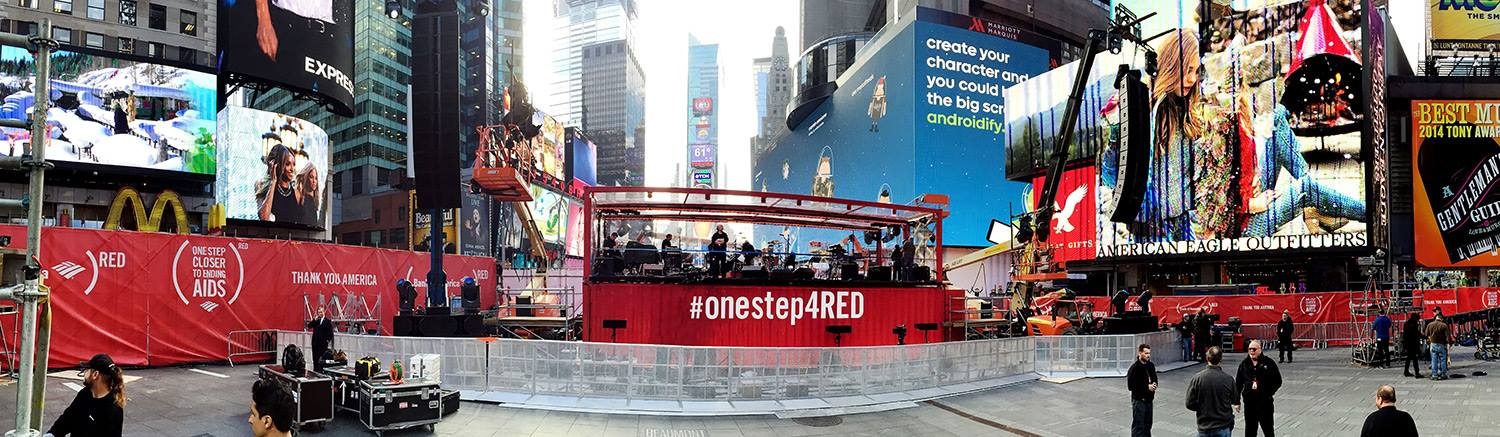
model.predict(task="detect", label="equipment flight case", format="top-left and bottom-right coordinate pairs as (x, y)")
top-left (257, 365), bottom-right (335, 428)
top-left (323, 366), bottom-right (443, 436)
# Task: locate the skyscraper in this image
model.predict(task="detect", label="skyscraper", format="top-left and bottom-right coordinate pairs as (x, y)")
top-left (563, 0), bottom-right (644, 187)
top-left (751, 26), bottom-right (791, 164)
top-left (2, 0), bottom-right (217, 68)
top-left (686, 35), bottom-right (719, 188)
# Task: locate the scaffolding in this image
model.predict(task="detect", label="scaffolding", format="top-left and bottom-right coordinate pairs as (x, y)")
top-left (302, 292), bottom-right (383, 335)
top-left (1350, 258), bottom-right (1422, 366)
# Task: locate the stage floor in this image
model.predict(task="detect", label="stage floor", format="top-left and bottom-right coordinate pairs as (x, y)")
top-left (2, 347), bottom-right (1496, 436)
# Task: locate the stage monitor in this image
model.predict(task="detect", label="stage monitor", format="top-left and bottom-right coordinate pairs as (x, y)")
top-left (0, 46), bottom-right (218, 175)
top-left (215, 107), bottom-right (331, 229)
top-left (217, 0), bottom-right (357, 116)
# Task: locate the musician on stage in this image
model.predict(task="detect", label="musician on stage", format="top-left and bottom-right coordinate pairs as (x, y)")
top-left (708, 225), bottom-right (729, 277)
top-left (740, 239), bottom-right (759, 266)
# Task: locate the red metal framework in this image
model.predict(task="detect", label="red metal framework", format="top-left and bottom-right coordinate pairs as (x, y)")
top-left (582, 186), bottom-right (948, 279)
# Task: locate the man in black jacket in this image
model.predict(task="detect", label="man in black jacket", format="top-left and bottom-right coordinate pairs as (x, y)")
top-left (1402, 313), bottom-right (1424, 378)
top-left (1236, 340), bottom-right (1282, 437)
top-left (309, 307), bottom-right (335, 372)
top-left (1276, 311), bottom-right (1294, 363)
top-left (1187, 346), bottom-right (1238, 437)
top-left (1127, 344), bottom-right (1158, 437)
top-left (1360, 385), bottom-right (1418, 437)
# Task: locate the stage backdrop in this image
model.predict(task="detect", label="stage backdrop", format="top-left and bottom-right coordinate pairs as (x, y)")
top-left (0, 225), bottom-right (495, 368)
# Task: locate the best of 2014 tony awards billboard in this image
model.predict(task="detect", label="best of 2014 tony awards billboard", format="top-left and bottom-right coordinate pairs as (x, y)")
top-left (1412, 100), bottom-right (1500, 267)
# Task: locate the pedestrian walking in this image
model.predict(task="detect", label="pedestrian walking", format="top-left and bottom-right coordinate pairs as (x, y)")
top-left (1402, 313), bottom-right (1424, 378)
top-left (1127, 344), bottom-right (1158, 437)
top-left (1359, 385), bottom-right (1418, 437)
top-left (1425, 314), bottom-right (1451, 380)
top-left (1179, 315), bottom-right (1195, 362)
top-left (1187, 346), bottom-right (1239, 437)
top-left (47, 354), bottom-right (126, 437)
top-left (1194, 311), bottom-right (1213, 362)
top-left (1373, 309), bottom-right (1392, 368)
top-left (1276, 311), bottom-right (1294, 363)
top-left (1236, 340), bottom-right (1281, 437)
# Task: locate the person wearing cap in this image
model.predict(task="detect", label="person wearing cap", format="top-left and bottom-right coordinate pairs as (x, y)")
top-left (249, 379), bottom-right (296, 437)
top-left (47, 354), bottom-right (126, 437)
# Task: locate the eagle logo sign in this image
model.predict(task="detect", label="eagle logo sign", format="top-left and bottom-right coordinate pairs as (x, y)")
top-left (1051, 185), bottom-right (1088, 234)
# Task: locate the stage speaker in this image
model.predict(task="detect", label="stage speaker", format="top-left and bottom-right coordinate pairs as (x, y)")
top-left (840, 264), bottom-right (859, 280)
top-left (908, 265), bottom-right (931, 281)
top-left (770, 268), bottom-right (796, 280)
top-left (793, 267), bottom-right (815, 280)
top-left (868, 266), bottom-right (892, 281)
top-left (411, 0), bottom-right (462, 210)
top-left (739, 267), bottom-right (767, 279)
top-left (1106, 69), bottom-right (1150, 223)
top-left (456, 314), bottom-right (484, 337)
top-left (393, 315), bottom-right (416, 337)
top-left (602, 319), bottom-right (627, 329)
top-left (825, 325), bottom-right (852, 335)
top-left (417, 313), bottom-right (459, 337)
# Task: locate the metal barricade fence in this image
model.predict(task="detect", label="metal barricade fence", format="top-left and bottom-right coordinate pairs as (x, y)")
top-left (273, 330), bottom-right (1178, 405)
top-left (1241, 322), bottom-right (1367, 350)
top-left (228, 330), bottom-right (281, 366)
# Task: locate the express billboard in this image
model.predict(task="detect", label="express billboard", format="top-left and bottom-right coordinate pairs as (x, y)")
top-left (1412, 100), bottom-right (1500, 267)
top-left (1, 47), bottom-right (217, 175)
top-left (217, 0), bottom-right (356, 115)
top-left (1430, 0), bottom-right (1500, 50)
top-left (1076, 0), bottom-right (1370, 257)
top-left (216, 106), bottom-right (330, 228)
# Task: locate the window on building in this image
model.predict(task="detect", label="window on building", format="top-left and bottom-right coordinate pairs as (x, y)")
top-left (373, 208), bottom-right (381, 225)
top-left (15, 0), bottom-right (37, 9)
top-left (147, 42), bottom-right (162, 58)
top-left (389, 228), bottom-right (407, 248)
top-left (177, 47), bottom-right (195, 64)
top-left (341, 232), bottom-right (362, 245)
top-left (148, 4), bottom-right (165, 30)
top-left (351, 167), bottom-right (365, 195)
top-left (84, 32), bottom-right (103, 48)
top-left (366, 230), bottom-right (383, 247)
top-left (333, 171), bottom-right (344, 195)
top-left (10, 20), bottom-right (38, 35)
top-left (179, 10), bottom-right (196, 35)
top-left (376, 167), bottom-right (390, 186)
top-left (118, 0), bottom-right (136, 25)
top-left (86, 0), bottom-right (104, 19)
top-left (118, 37), bottom-right (134, 53)
top-left (51, 27), bottom-right (70, 44)
top-left (53, 0), bottom-right (72, 14)
top-left (398, 206), bottom-right (408, 221)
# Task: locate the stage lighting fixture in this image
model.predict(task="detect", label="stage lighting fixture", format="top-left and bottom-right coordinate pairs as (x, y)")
top-left (892, 324), bottom-right (908, 345)
top-left (397, 279), bottom-right (418, 313)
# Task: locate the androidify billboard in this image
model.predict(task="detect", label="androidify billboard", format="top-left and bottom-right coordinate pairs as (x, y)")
top-left (753, 9), bottom-right (1051, 247)
top-left (1411, 101), bottom-right (1500, 267)
top-left (0, 47), bottom-right (217, 174)
top-left (1085, 0), bottom-right (1369, 257)
top-left (216, 106), bottom-right (331, 228)
top-left (217, 0), bottom-right (356, 115)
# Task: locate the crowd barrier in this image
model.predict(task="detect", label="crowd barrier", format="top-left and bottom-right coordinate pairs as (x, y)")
top-left (1239, 322), bottom-right (1364, 349)
top-left (277, 329), bottom-right (1183, 411)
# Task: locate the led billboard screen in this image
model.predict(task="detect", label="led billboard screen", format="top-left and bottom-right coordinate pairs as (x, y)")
top-left (217, 0), bottom-right (357, 115)
top-left (216, 106), bottom-right (331, 228)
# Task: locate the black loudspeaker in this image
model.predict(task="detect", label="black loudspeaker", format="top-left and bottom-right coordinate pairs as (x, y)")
top-left (908, 265), bottom-right (931, 281)
top-left (840, 263), bottom-right (860, 280)
top-left (461, 282), bottom-right (481, 310)
top-left (770, 268), bottom-right (796, 280)
top-left (1108, 69), bottom-right (1150, 223)
top-left (826, 325), bottom-right (852, 334)
top-left (417, 313), bottom-right (459, 337)
top-left (793, 267), bottom-right (815, 280)
top-left (868, 266), bottom-right (892, 281)
top-left (393, 315), bottom-right (415, 337)
top-left (456, 314), bottom-right (484, 337)
top-left (740, 267), bottom-right (768, 279)
top-left (516, 295), bottom-right (533, 317)
top-left (602, 319), bottom-right (627, 329)
top-left (411, 0), bottom-right (462, 210)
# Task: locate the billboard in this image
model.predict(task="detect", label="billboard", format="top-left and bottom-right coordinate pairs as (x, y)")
top-left (217, 0), bottom-right (356, 115)
top-left (535, 113), bottom-right (566, 181)
top-left (1079, 0), bottom-right (1369, 257)
top-left (754, 9), bottom-right (1052, 247)
top-left (690, 143), bottom-right (716, 168)
top-left (411, 192), bottom-right (458, 254)
top-left (566, 201), bottom-right (585, 257)
top-left (0, 47), bottom-right (217, 174)
top-left (692, 169), bottom-right (715, 188)
top-left (1029, 166), bottom-right (1097, 262)
top-left (460, 190), bottom-right (490, 257)
top-left (1412, 100), bottom-right (1500, 267)
top-left (567, 129), bottom-right (598, 186)
top-left (216, 106), bottom-right (330, 228)
top-left (529, 185), bottom-right (567, 245)
top-left (1430, 0), bottom-right (1500, 50)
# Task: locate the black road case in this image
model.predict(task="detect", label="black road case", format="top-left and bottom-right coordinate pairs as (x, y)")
top-left (257, 365), bottom-right (335, 428)
top-left (357, 378), bottom-right (442, 436)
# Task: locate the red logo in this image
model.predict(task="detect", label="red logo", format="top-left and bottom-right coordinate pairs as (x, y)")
top-left (1486, 290), bottom-right (1499, 308)
top-left (171, 240), bottom-right (246, 313)
top-left (1299, 296), bottom-right (1321, 316)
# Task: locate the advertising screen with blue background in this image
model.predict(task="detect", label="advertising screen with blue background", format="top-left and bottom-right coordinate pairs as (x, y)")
top-left (754, 11), bottom-right (1052, 248)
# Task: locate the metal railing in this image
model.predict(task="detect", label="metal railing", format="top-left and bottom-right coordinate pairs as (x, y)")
top-left (278, 330), bottom-right (1182, 407)
top-left (1239, 322), bottom-right (1365, 349)
top-left (228, 330), bottom-right (280, 367)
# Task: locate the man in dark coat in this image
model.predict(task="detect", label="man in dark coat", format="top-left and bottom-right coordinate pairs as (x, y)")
top-left (1127, 344), bottom-right (1158, 437)
top-left (308, 307), bottom-right (335, 372)
top-left (1236, 340), bottom-right (1283, 437)
top-left (1402, 313), bottom-right (1424, 378)
top-left (1276, 311), bottom-right (1295, 363)
top-left (1359, 385), bottom-right (1418, 437)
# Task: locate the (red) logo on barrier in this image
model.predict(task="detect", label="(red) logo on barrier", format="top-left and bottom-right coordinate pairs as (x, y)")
top-left (1300, 296), bottom-right (1321, 316)
top-left (171, 240), bottom-right (246, 313)
top-left (1486, 290), bottom-right (1499, 308)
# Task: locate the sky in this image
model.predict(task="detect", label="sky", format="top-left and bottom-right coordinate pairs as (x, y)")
top-left (522, 0), bottom-right (800, 191)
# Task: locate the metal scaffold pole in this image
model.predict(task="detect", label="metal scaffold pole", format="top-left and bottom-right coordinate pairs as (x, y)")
top-left (2, 20), bottom-right (55, 437)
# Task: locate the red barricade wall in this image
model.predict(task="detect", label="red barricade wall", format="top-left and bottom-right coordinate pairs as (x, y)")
top-left (0, 225), bottom-right (495, 368)
top-left (1037, 289), bottom-right (1500, 325)
top-left (583, 283), bottom-right (956, 347)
